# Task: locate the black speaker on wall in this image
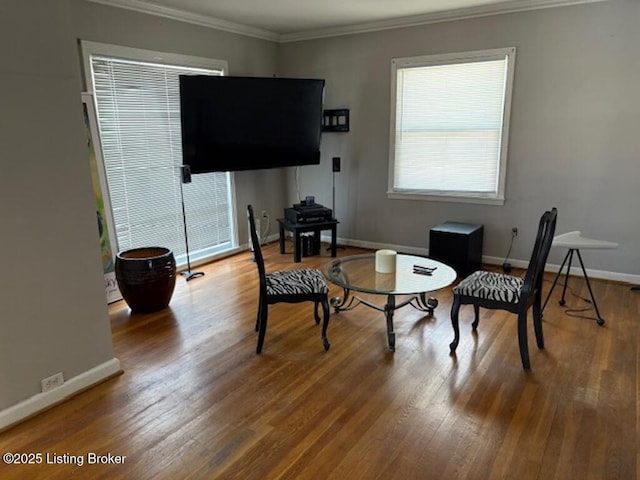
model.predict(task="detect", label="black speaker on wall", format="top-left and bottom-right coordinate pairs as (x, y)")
top-left (332, 156), bottom-right (341, 173)
top-left (181, 164), bottom-right (192, 183)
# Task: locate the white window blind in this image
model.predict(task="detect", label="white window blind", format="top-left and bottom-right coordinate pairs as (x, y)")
top-left (389, 48), bottom-right (515, 204)
top-left (86, 45), bottom-right (235, 266)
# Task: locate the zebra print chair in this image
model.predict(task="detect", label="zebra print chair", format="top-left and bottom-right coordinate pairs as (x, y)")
top-left (449, 208), bottom-right (557, 369)
top-left (247, 205), bottom-right (330, 354)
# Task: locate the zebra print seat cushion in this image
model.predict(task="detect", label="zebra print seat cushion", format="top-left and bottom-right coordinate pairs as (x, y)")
top-left (453, 271), bottom-right (523, 303)
top-left (266, 268), bottom-right (329, 296)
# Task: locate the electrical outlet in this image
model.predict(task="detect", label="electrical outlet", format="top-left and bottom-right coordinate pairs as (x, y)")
top-left (512, 227), bottom-right (518, 237)
top-left (41, 372), bottom-right (64, 393)
top-left (261, 210), bottom-right (268, 218)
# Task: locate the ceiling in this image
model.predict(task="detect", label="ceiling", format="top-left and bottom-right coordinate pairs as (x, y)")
top-left (87, 0), bottom-right (605, 41)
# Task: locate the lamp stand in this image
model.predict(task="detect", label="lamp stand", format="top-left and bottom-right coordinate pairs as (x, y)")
top-left (179, 166), bottom-right (204, 281)
top-left (327, 157), bottom-right (345, 252)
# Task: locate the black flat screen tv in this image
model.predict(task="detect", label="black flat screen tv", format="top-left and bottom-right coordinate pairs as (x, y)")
top-left (180, 75), bottom-right (325, 173)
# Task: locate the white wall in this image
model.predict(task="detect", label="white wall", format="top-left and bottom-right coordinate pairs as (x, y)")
top-left (279, 0), bottom-right (640, 279)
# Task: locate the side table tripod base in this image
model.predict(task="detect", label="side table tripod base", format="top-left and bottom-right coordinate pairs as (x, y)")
top-left (543, 231), bottom-right (618, 326)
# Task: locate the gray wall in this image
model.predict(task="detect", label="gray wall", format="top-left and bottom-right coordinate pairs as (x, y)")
top-left (280, 0), bottom-right (640, 278)
top-left (0, 0), bottom-right (117, 411)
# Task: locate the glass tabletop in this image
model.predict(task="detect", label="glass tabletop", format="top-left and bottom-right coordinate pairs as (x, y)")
top-left (324, 254), bottom-right (457, 296)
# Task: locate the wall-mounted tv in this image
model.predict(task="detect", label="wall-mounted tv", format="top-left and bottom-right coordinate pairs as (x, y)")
top-left (180, 75), bottom-right (325, 173)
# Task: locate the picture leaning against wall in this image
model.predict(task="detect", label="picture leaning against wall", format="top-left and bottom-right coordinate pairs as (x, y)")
top-left (82, 92), bottom-right (121, 303)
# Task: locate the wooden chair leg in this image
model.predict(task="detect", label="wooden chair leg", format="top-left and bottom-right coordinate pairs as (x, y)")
top-left (450, 295), bottom-right (461, 354)
top-left (255, 291), bottom-right (263, 332)
top-left (517, 311), bottom-right (531, 369)
top-left (472, 304), bottom-right (480, 330)
top-left (533, 297), bottom-right (545, 349)
top-left (256, 301), bottom-right (268, 354)
top-left (320, 297), bottom-right (330, 351)
top-left (313, 301), bottom-right (321, 325)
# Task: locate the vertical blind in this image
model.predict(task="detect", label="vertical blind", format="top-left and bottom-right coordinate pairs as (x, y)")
top-left (392, 53), bottom-right (511, 198)
top-left (90, 56), bottom-right (234, 266)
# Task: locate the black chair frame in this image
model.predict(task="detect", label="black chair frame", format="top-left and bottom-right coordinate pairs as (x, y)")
top-left (449, 208), bottom-right (557, 369)
top-left (248, 205), bottom-right (330, 354)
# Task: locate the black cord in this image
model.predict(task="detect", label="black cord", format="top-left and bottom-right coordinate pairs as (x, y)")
top-left (502, 231), bottom-right (516, 271)
top-left (502, 235), bottom-right (514, 263)
top-left (543, 277), bottom-right (598, 320)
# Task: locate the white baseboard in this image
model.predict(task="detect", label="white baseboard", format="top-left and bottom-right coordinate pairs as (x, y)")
top-left (480, 254), bottom-right (640, 284)
top-left (0, 358), bottom-right (122, 431)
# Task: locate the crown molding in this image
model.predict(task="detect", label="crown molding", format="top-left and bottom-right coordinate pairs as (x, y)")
top-left (280, 0), bottom-right (609, 42)
top-left (85, 0), bottom-right (607, 44)
top-left (85, 0), bottom-right (280, 42)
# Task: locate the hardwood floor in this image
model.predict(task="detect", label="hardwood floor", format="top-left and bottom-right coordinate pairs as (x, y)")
top-left (1, 242), bottom-right (638, 479)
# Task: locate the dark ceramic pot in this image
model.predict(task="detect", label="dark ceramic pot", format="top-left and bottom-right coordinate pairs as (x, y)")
top-left (115, 247), bottom-right (176, 313)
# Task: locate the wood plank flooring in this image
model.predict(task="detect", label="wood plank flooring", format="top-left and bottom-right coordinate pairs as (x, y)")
top-left (0, 242), bottom-right (638, 479)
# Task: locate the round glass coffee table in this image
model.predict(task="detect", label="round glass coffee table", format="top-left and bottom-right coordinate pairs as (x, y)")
top-left (324, 254), bottom-right (457, 351)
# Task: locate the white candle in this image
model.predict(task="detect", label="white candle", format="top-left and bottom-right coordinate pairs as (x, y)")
top-left (375, 249), bottom-right (397, 273)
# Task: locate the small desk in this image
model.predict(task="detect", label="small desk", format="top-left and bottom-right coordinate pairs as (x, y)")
top-left (277, 218), bottom-right (338, 263)
top-left (542, 231), bottom-right (618, 325)
top-left (325, 254), bottom-right (457, 351)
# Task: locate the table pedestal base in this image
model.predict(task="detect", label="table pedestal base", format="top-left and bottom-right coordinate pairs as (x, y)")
top-left (331, 289), bottom-right (440, 351)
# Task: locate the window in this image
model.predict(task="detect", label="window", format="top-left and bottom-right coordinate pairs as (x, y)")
top-left (389, 47), bottom-right (516, 204)
top-left (82, 42), bottom-right (236, 267)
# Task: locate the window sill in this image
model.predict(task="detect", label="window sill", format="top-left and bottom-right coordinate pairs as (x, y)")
top-left (387, 191), bottom-right (505, 206)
